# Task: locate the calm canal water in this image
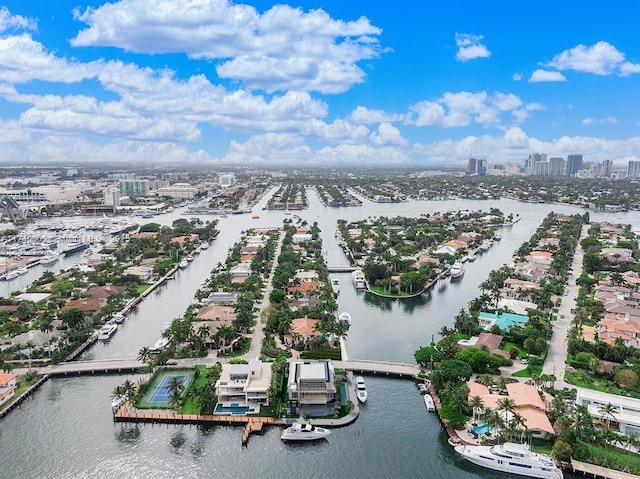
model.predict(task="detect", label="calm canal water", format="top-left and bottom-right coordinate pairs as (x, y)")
top-left (2, 191), bottom-right (639, 478)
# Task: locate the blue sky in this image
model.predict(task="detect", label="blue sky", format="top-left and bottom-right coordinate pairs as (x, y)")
top-left (0, 0), bottom-right (638, 166)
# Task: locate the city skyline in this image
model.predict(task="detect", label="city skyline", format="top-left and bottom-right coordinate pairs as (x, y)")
top-left (0, 1), bottom-right (639, 166)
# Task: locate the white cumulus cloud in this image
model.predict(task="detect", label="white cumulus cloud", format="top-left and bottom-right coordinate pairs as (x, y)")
top-left (347, 106), bottom-right (404, 125)
top-left (529, 69), bottom-right (566, 82)
top-left (370, 122), bottom-right (407, 146)
top-left (455, 33), bottom-right (491, 62)
top-left (0, 7), bottom-right (36, 33)
top-left (71, 0), bottom-right (383, 93)
top-left (548, 41), bottom-right (640, 76)
top-left (409, 91), bottom-right (537, 128)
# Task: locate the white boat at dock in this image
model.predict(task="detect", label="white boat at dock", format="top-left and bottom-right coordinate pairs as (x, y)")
top-left (424, 394), bottom-right (435, 412)
top-left (113, 314), bottom-right (125, 324)
top-left (281, 422), bottom-right (331, 441)
top-left (449, 261), bottom-right (465, 279)
top-left (455, 442), bottom-right (563, 478)
top-left (200, 241), bottom-right (210, 249)
top-left (16, 267), bottom-right (29, 275)
top-left (331, 278), bottom-right (340, 295)
top-left (179, 259), bottom-right (189, 269)
top-left (352, 269), bottom-right (366, 289)
top-left (467, 252), bottom-right (477, 262)
top-left (39, 252), bottom-right (60, 265)
top-left (98, 323), bottom-right (118, 341)
top-left (338, 312), bottom-right (351, 325)
top-left (356, 376), bottom-right (367, 403)
top-left (3, 270), bottom-right (20, 280)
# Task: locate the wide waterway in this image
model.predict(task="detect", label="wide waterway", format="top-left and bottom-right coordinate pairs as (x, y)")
top-left (2, 191), bottom-right (640, 478)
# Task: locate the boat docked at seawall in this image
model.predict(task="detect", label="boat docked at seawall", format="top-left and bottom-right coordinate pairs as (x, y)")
top-left (352, 269), bottom-right (366, 289)
top-left (454, 442), bottom-right (563, 479)
top-left (179, 259), bottom-right (189, 269)
top-left (331, 278), bottom-right (340, 296)
top-left (3, 270), bottom-right (20, 280)
top-left (281, 423), bottom-right (331, 441)
top-left (338, 312), bottom-right (351, 325)
top-left (39, 252), bottom-right (60, 265)
top-left (424, 394), bottom-right (435, 412)
top-left (449, 261), bottom-right (465, 279)
top-left (98, 323), bottom-right (118, 341)
top-left (356, 376), bottom-right (367, 403)
top-left (467, 252), bottom-right (477, 262)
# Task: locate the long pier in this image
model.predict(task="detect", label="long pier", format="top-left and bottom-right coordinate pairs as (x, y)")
top-left (113, 403), bottom-right (275, 445)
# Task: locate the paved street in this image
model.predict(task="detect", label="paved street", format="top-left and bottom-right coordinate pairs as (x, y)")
top-left (542, 224), bottom-right (589, 389)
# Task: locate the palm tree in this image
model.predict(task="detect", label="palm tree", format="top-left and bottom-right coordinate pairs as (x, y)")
top-left (598, 402), bottom-right (619, 430)
top-left (167, 376), bottom-right (184, 410)
top-left (137, 347), bottom-right (152, 367)
top-left (111, 384), bottom-right (125, 402)
top-left (122, 379), bottom-right (136, 411)
top-left (469, 395), bottom-right (485, 423)
top-left (39, 321), bottom-right (54, 358)
top-left (476, 374), bottom-right (495, 387)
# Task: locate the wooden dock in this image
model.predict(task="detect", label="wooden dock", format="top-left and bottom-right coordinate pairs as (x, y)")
top-left (114, 405), bottom-right (275, 445)
top-left (571, 459), bottom-right (639, 479)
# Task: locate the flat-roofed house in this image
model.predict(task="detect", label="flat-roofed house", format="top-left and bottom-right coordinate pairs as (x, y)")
top-left (287, 360), bottom-right (337, 417)
top-left (215, 358), bottom-right (273, 411)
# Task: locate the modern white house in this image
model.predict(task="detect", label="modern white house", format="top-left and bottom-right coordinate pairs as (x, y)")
top-left (287, 360), bottom-right (338, 417)
top-left (215, 358), bottom-right (273, 409)
top-left (0, 373), bottom-right (17, 407)
top-left (576, 387), bottom-right (640, 437)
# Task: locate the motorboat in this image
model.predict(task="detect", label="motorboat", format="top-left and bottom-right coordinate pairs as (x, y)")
top-left (494, 232), bottom-right (502, 241)
top-left (356, 376), bottom-right (367, 403)
top-left (186, 255), bottom-right (195, 262)
top-left (281, 422), bottom-right (331, 441)
top-left (352, 269), bottom-right (366, 289)
top-left (417, 382), bottom-right (429, 394)
top-left (39, 252), bottom-right (60, 265)
top-left (179, 259), bottom-right (189, 269)
top-left (449, 262), bottom-right (465, 279)
top-left (467, 252), bottom-right (477, 262)
top-left (454, 442), bottom-right (563, 479)
top-left (331, 278), bottom-right (340, 296)
top-left (480, 240), bottom-right (492, 251)
top-left (4, 270), bottom-right (20, 280)
top-left (338, 312), bottom-right (352, 325)
top-left (113, 314), bottom-right (125, 324)
top-left (16, 267), bottom-right (29, 275)
top-left (448, 436), bottom-right (463, 447)
top-left (200, 241), bottom-right (210, 250)
top-left (98, 323), bottom-right (118, 341)
top-left (424, 394), bottom-right (435, 412)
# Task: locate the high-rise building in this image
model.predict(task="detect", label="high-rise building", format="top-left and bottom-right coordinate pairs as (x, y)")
top-left (566, 154), bottom-right (583, 177)
top-left (602, 159), bottom-right (613, 177)
top-left (477, 159), bottom-right (487, 175)
top-left (533, 161), bottom-right (549, 176)
top-left (104, 188), bottom-right (120, 207)
top-left (219, 173), bottom-right (237, 187)
top-left (549, 157), bottom-right (566, 177)
top-left (628, 161), bottom-right (640, 179)
top-left (119, 179), bottom-right (149, 197)
top-left (467, 158), bottom-right (477, 174)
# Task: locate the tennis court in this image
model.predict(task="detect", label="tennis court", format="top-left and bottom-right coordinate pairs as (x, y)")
top-left (150, 374), bottom-right (188, 403)
top-left (136, 368), bottom-right (195, 409)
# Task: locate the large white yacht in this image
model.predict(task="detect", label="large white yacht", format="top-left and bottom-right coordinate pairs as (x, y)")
top-left (455, 442), bottom-right (563, 479)
top-left (449, 261), bottom-right (465, 279)
top-left (351, 269), bottom-right (366, 289)
top-left (281, 422), bottom-right (331, 441)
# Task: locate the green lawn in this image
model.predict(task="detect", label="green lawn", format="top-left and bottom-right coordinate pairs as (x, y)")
top-left (179, 366), bottom-right (209, 414)
top-left (513, 364), bottom-right (543, 377)
top-left (368, 286), bottom-right (415, 298)
top-left (0, 374), bottom-right (43, 413)
top-left (136, 285), bottom-right (151, 295)
top-left (565, 371), bottom-right (640, 399)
